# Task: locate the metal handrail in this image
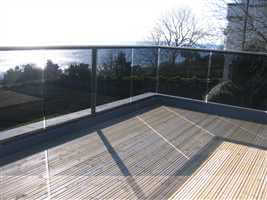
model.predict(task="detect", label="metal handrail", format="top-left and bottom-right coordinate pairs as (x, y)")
top-left (0, 45), bottom-right (267, 57)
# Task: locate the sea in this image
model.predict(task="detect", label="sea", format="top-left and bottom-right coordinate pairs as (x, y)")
top-left (0, 46), bottom-right (149, 80)
top-left (0, 42), bottom-right (221, 80)
top-left (0, 49), bottom-right (99, 81)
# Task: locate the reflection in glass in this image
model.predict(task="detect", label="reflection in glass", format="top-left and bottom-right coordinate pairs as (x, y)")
top-left (44, 50), bottom-right (92, 125)
top-left (207, 53), bottom-right (267, 110)
top-left (96, 49), bottom-right (132, 111)
top-left (132, 48), bottom-right (157, 96)
top-left (0, 51), bottom-right (44, 131)
top-left (1, 47), bottom-right (266, 132)
top-left (158, 48), bottom-right (209, 100)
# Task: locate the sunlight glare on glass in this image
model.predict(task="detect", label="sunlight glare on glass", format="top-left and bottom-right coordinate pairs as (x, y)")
top-left (0, 50), bottom-right (90, 73)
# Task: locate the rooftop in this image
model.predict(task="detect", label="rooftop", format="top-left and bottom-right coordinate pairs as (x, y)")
top-left (1, 94), bottom-right (267, 199)
top-left (1, 45), bottom-right (267, 199)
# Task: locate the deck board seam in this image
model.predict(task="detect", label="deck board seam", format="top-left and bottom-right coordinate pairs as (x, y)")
top-left (163, 106), bottom-right (215, 137)
top-left (45, 150), bottom-right (51, 200)
top-left (136, 116), bottom-right (190, 159)
top-left (219, 117), bottom-right (264, 139)
top-left (0, 167), bottom-right (2, 200)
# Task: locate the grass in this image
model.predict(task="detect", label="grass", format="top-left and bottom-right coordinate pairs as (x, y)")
top-left (0, 84), bottom-right (120, 131)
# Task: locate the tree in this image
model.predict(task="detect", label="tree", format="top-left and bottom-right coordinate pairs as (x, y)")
top-left (207, 54), bottom-right (267, 109)
top-left (149, 8), bottom-right (212, 48)
top-left (3, 64), bottom-right (42, 86)
top-left (44, 60), bottom-right (62, 81)
top-left (149, 7), bottom-right (212, 64)
top-left (207, 0), bottom-right (267, 51)
top-left (98, 51), bottom-right (131, 79)
top-left (3, 66), bottom-right (22, 85)
top-left (204, 0), bottom-right (267, 109)
top-left (114, 52), bottom-right (131, 78)
top-left (64, 63), bottom-right (90, 81)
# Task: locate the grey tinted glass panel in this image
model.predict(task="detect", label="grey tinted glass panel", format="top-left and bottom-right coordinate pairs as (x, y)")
top-left (96, 48), bottom-right (132, 111)
top-left (132, 48), bottom-right (157, 96)
top-left (43, 50), bottom-right (92, 126)
top-left (0, 50), bottom-right (44, 131)
top-left (207, 52), bottom-right (267, 110)
top-left (159, 48), bottom-right (209, 100)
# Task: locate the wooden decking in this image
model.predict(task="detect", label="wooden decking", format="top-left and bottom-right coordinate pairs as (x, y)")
top-left (169, 141), bottom-right (267, 200)
top-left (1, 105), bottom-right (267, 199)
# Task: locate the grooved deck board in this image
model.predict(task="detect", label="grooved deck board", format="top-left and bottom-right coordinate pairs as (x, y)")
top-left (0, 151), bottom-right (48, 200)
top-left (169, 142), bottom-right (267, 200)
top-left (1, 105), bottom-right (267, 199)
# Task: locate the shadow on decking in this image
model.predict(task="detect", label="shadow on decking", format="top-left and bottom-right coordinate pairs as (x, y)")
top-left (146, 136), bottom-right (223, 199)
top-left (0, 105), bottom-right (159, 167)
top-left (148, 134), bottom-right (267, 199)
top-left (97, 130), bottom-right (146, 199)
top-left (2, 103), bottom-right (267, 199)
top-left (1, 103), bottom-right (266, 170)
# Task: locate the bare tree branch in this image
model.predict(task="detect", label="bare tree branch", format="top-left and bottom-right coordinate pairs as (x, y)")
top-left (206, 0), bottom-right (267, 51)
top-left (149, 7), bottom-right (212, 48)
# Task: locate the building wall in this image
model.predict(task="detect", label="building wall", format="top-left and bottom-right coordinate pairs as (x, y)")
top-left (225, 0), bottom-right (267, 50)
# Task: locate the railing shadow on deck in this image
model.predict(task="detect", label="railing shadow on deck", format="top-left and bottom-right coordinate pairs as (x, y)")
top-left (1, 100), bottom-right (267, 199)
top-left (0, 104), bottom-right (160, 167)
top-left (148, 133), bottom-right (267, 199)
top-left (97, 129), bottom-right (146, 199)
top-left (148, 137), bottom-right (223, 199)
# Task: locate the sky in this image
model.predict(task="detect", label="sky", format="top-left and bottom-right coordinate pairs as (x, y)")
top-left (0, 0), bottom-right (214, 46)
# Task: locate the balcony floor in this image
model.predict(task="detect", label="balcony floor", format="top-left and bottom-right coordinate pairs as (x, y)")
top-left (1, 105), bottom-right (267, 199)
top-left (170, 141), bottom-right (267, 200)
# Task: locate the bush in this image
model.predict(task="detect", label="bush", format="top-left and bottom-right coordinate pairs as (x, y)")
top-left (207, 81), bottom-right (243, 106)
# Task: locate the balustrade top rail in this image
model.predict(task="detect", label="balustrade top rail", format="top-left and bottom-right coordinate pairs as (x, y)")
top-left (0, 45), bottom-right (267, 57)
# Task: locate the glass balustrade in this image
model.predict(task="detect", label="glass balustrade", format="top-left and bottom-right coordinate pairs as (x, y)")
top-left (0, 46), bottom-right (266, 134)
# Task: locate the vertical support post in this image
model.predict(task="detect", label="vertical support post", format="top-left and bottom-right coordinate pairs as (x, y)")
top-left (205, 51), bottom-right (212, 103)
top-left (223, 54), bottom-right (231, 81)
top-left (156, 47), bottom-right (160, 94)
top-left (242, 0), bottom-right (250, 50)
top-left (130, 48), bottom-right (134, 103)
top-left (91, 48), bottom-right (97, 115)
top-left (42, 68), bottom-right (46, 129)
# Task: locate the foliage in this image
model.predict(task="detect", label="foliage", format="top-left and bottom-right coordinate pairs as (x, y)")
top-left (3, 64), bottom-right (42, 86)
top-left (208, 54), bottom-right (267, 109)
top-left (97, 52), bottom-right (131, 79)
top-left (63, 63), bottom-right (91, 81)
top-left (44, 60), bottom-right (62, 81)
top-left (207, 81), bottom-right (242, 105)
top-left (207, 0), bottom-right (267, 51)
top-left (2, 49), bottom-right (267, 131)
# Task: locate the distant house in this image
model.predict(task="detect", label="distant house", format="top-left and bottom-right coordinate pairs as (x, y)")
top-left (225, 0), bottom-right (267, 51)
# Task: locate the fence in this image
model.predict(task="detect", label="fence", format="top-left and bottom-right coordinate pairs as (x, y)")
top-left (0, 45), bottom-right (267, 132)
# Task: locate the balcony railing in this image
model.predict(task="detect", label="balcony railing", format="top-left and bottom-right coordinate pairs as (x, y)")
top-left (0, 45), bottom-right (267, 135)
